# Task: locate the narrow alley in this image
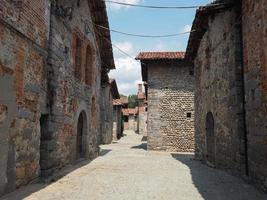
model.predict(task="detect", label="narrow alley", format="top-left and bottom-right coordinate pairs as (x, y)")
top-left (2, 130), bottom-right (266, 200)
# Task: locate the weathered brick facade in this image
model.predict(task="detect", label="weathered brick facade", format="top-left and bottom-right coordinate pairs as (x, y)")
top-left (136, 54), bottom-right (195, 152)
top-left (0, 0), bottom-right (115, 195)
top-left (0, 0), bottom-right (50, 194)
top-left (187, 3), bottom-right (246, 174)
top-left (186, 0), bottom-right (267, 192)
top-left (242, 0), bottom-right (267, 191)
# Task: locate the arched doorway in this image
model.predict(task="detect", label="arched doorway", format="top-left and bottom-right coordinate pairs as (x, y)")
top-left (206, 111), bottom-right (215, 166)
top-left (76, 111), bottom-right (87, 160)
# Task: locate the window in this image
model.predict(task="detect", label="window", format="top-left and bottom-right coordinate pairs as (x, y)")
top-left (187, 112), bottom-right (192, 118)
top-left (85, 44), bottom-right (94, 85)
top-left (75, 37), bottom-right (82, 79)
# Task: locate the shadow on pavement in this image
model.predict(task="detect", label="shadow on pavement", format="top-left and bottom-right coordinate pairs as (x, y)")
top-left (171, 153), bottom-right (267, 200)
top-left (1, 159), bottom-right (92, 200)
top-left (99, 149), bottom-right (112, 156)
top-left (131, 143), bottom-right (147, 150)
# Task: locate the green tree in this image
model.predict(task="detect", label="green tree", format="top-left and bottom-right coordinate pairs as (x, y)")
top-left (128, 95), bottom-right (138, 108)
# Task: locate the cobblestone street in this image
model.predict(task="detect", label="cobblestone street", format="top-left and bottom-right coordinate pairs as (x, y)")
top-left (1, 130), bottom-right (266, 200)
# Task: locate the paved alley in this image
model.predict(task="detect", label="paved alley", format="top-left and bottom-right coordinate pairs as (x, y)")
top-left (2, 130), bottom-right (267, 200)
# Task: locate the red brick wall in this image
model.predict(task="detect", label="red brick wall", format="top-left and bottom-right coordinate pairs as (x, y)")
top-left (0, 0), bottom-right (50, 48)
top-left (0, 0), bottom-right (50, 193)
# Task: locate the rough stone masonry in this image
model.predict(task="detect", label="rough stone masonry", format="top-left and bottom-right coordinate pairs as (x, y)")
top-left (136, 52), bottom-right (195, 152)
top-left (0, 0), bottom-right (115, 196)
top-left (186, 0), bottom-right (267, 192)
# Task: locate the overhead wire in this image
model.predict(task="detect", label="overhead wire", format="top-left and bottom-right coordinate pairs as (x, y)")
top-left (103, 0), bottom-right (227, 9)
top-left (93, 25), bottom-right (146, 65)
top-left (95, 24), bottom-right (194, 38)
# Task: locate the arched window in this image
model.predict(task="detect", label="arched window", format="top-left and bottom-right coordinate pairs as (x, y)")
top-left (85, 44), bottom-right (95, 86)
top-left (75, 37), bottom-right (82, 79)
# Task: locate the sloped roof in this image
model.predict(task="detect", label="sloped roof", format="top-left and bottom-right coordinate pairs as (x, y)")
top-left (122, 108), bottom-right (129, 116)
top-left (136, 52), bottom-right (185, 61)
top-left (185, 0), bottom-right (234, 61)
top-left (88, 0), bottom-right (115, 84)
top-left (113, 99), bottom-right (123, 106)
top-left (109, 79), bottom-right (120, 99)
top-left (120, 97), bottom-right (129, 105)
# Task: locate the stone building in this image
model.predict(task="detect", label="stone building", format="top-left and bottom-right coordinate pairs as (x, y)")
top-left (136, 52), bottom-right (195, 152)
top-left (242, 0), bottom-right (267, 192)
top-left (0, 0), bottom-right (115, 195)
top-left (137, 84), bottom-right (148, 136)
top-left (120, 98), bottom-right (129, 130)
top-left (128, 108), bottom-right (138, 132)
top-left (112, 99), bottom-right (123, 141)
top-left (100, 79), bottom-right (120, 144)
top-left (186, 0), bottom-right (267, 191)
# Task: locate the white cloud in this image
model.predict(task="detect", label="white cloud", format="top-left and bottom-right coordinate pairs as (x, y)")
top-left (109, 45), bottom-right (142, 95)
top-left (114, 41), bottom-right (133, 55)
top-left (108, 0), bottom-right (143, 11)
top-left (182, 24), bottom-right (192, 33)
top-left (154, 41), bottom-right (168, 51)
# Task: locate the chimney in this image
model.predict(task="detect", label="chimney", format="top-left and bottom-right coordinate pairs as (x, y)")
top-left (138, 84), bottom-right (143, 93)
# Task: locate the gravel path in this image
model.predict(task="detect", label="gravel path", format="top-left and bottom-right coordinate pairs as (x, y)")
top-left (2, 130), bottom-right (267, 200)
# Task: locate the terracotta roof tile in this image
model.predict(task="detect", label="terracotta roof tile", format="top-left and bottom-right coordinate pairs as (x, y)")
top-left (136, 52), bottom-right (185, 60)
top-left (113, 99), bottom-right (123, 106)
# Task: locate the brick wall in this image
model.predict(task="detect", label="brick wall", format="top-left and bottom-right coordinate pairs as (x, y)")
top-left (242, 0), bottom-right (267, 191)
top-left (147, 60), bottom-right (195, 152)
top-left (194, 8), bottom-right (246, 175)
top-left (0, 0), bottom-right (50, 195)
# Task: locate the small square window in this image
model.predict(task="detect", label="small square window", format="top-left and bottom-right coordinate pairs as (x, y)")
top-left (187, 113), bottom-right (192, 118)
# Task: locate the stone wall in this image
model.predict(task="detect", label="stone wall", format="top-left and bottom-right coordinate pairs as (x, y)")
top-left (113, 106), bottom-right (123, 140)
top-left (0, 0), bottom-right (50, 194)
top-left (138, 112), bottom-right (147, 136)
top-left (194, 7), bottom-right (246, 175)
top-left (128, 115), bottom-right (137, 132)
top-left (44, 0), bottom-right (102, 176)
top-left (100, 85), bottom-right (113, 144)
top-left (0, 0), bottom-right (106, 195)
top-left (242, 0), bottom-right (267, 191)
top-left (147, 60), bottom-right (195, 152)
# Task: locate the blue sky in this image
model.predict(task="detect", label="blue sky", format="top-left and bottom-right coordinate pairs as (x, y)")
top-left (107, 0), bottom-right (211, 95)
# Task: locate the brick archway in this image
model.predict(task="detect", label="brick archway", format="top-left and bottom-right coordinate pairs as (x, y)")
top-left (206, 111), bottom-right (215, 167)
